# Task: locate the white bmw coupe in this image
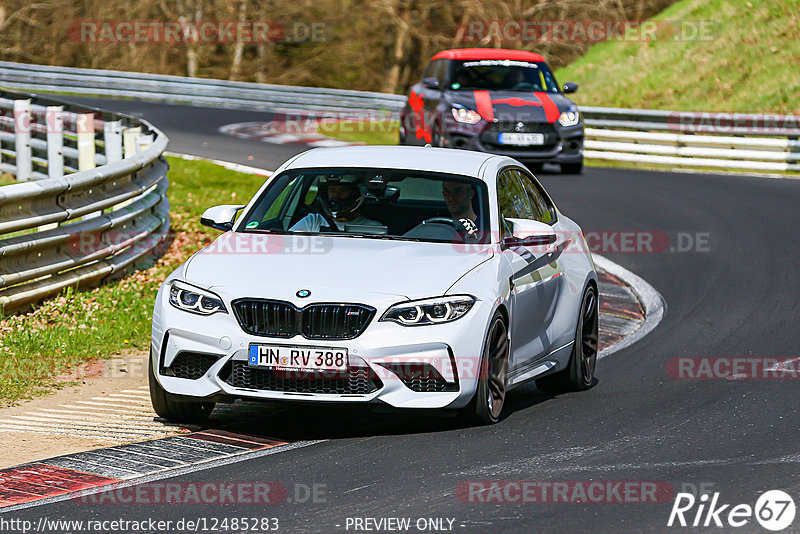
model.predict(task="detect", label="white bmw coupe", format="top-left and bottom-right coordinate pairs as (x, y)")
top-left (150, 146), bottom-right (598, 425)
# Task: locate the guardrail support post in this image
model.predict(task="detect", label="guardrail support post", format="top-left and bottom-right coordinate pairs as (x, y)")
top-left (123, 126), bottom-right (142, 157)
top-left (137, 134), bottom-right (154, 153)
top-left (46, 106), bottom-right (64, 179)
top-left (104, 120), bottom-right (123, 164)
top-left (78, 113), bottom-right (101, 219)
top-left (35, 106), bottom-right (66, 231)
top-left (13, 99), bottom-right (32, 181)
top-left (77, 113), bottom-right (96, 171)
top-left (114, 126), bottom-right (146, 212)
top-left (108, 121), bottom-right (137, 211)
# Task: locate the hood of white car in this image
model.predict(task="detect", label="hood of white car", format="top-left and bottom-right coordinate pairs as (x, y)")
top-left (183, 232), bottom-right (494, 303)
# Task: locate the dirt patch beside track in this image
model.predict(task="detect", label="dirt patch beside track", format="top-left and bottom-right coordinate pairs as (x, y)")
top-left (0, 350), bottom-right (191, 469)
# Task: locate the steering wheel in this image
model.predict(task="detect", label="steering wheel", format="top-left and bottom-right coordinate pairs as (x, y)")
top-left (422, 217), bottom-right (481, 241)
top-left (510, 82), bottom-right (536, 91)
top-left (310, 197), bottom-right (341, 232)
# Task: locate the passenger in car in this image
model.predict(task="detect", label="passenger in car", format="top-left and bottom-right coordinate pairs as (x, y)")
top-left (441, 181), bottom-right (481, 237)
top-left (442, 181), bottom-right (478, 223)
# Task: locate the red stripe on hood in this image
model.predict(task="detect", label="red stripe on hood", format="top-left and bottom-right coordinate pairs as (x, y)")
top-left (473, 90), bottom-right (494, 121)
top-left (493, 97), bottom-right (541, 107)
top-left (534, 92), bottom-right (560, 123)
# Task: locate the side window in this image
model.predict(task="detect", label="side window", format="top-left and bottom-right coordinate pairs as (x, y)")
top-left (434, 60), bottom-right (449, 85)
top-left (541, 68), bottom-right (559, 94)
top-left (497, 170), bottom-right (535, 237)
top-left (517, 170), bottom-right (554, 223)
top-left (427, 59), bottom-right (447, 86)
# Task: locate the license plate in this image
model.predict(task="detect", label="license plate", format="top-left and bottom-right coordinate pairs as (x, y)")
top-left (248, 344), bottom-right (348, 371)
top-left (498, 132), bottom-right (544, 145)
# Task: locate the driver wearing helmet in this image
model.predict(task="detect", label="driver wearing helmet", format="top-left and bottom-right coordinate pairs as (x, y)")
top-left (291, 175), bottom-right (381, 232)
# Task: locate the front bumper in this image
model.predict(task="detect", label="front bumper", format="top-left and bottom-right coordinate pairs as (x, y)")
top-left (151, 285), bottom-right (492, 410)
top-left (442, 119), bottom-right (584, 163)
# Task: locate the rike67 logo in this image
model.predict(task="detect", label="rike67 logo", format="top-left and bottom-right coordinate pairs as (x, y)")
top-left (668, 490), bottom-right (796, 531)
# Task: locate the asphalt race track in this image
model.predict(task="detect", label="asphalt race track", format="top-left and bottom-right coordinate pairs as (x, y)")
top-left (67, 97), bottom-right (311, 170)
top-left (10, 97), bottom-right (800, 532)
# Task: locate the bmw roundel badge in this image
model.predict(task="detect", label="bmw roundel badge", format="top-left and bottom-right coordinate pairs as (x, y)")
top-left (296, 289), bottom-right (311, 298)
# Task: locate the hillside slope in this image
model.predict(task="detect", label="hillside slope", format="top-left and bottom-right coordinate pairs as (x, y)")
top-left (555, 0), bottom-right (800, 113)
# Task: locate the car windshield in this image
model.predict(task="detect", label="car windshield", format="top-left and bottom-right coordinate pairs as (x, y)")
top-left (238, 168), bottom-right (490, 244)
top-left (449, 59), bottom-right (560, 93)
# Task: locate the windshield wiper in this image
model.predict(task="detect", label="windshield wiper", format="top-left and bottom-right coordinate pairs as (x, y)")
top-left (241, 229), bottom-right (437, 243)
top-left (240, 228), bottom-right (290, 235)
top-left (319, 233), bottom-right (429, 243)
top-left (357, 234), bottom-right (427, 242)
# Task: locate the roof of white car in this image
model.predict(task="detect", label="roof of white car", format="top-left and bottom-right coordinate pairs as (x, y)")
top-left (285, 146), bottom-right (502, 178)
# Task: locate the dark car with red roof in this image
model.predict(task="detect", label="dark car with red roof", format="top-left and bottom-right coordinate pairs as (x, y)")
top-left (400, 48), bottom-right (584, 174)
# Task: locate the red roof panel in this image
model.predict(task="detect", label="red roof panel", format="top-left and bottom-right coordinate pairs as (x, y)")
top-left (431, 48), bottom-right (546, 62)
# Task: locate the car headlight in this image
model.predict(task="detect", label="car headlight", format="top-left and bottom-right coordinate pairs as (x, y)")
top-left (169, 281), bottom-right (227, 315)
top-left (558, 109), bottom-right (581, 127)
top-left (451, 105), bottom-right (482, 125)
top-left (380, 295), bottom-right (476, 326)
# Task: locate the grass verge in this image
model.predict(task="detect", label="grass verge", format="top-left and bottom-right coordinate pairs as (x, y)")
top-left (555, 0), bottom-right (800, 113)
top-left (316, 118), bottom-right (399, 145)
top-left (0, 156), bottom-right (266, 406)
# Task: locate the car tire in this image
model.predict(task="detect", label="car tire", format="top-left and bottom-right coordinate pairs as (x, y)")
top-left (560, 160), bottom-right (583, 174)
top-left (536, 285), bottom-right (599, 393)
top-left (149, 348), bottom-right (215, 424)
top-left (462, 311), bottom-right (509, 425)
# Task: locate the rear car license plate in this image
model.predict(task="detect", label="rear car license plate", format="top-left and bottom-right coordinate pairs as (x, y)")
top-left (248, 344), bottom-right (348, 371)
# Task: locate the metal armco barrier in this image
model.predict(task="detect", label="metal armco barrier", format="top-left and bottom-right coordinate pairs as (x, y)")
top-left (0, 61), bottom-right (405, 113)
top-left (1, 61), bottom-right (798, 173)
top-left (0, 88), bottom-right (169, 312)
top-left (581, 107), bottom-right (800, 172)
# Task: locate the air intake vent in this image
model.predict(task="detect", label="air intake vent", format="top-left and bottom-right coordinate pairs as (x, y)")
top-left (380, 363), bottom-right (458, 392)
top-left (224, 361), bottom-right (382, 395)
top-left (165, 352), bottom-right (218, 380)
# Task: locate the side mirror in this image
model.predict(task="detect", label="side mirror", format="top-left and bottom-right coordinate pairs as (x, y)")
top-left (503, 218), bottom-right (557, 248)
top-left (422, 77), bottom-right (441, 90)
top-left (200, 204), bottom-right (245, 231)
top-left (562, 82), bottom-right (579, 94)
